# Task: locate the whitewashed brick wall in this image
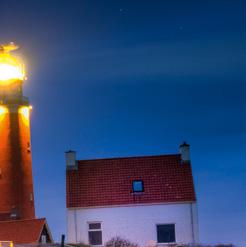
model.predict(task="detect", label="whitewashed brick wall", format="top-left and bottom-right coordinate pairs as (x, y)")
top-left (67, 202), bottom-right (199, 246)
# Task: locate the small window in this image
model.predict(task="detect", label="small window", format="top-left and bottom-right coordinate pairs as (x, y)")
top-left (88, 222), bottom-right (102, 246)
top-left (132, 180), bottom-right (144, 192)
top-left (157, 224), bottom-right (176, 243)
top-left (41, 235), bottom-right (47, 244)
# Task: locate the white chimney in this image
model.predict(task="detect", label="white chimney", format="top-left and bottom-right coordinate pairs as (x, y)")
top-left (179, 142), bottom-right (190, 164)
top-left (65, 150), bottom-right (77, 169)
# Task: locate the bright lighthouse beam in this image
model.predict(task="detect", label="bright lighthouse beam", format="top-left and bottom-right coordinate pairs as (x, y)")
top-left (0, 62), bottom-right (24, 81)
top-left (0, 43), bottom-right (25, 85)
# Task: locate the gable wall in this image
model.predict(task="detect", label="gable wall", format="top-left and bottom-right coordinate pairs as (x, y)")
top-left (67, 202), bottom-right (198, 246)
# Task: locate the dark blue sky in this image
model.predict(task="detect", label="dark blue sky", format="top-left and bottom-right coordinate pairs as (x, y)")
top-left (1, 0), bottom-right (246, 246)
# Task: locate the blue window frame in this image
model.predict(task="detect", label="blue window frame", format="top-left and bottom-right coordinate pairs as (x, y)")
top-left (132, 180), bottom-right (144, 192)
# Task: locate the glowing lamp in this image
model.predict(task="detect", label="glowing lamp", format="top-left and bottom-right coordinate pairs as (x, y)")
top-left (0, 43), bottom-right (25, 86)
top-left (0, 105), bottom-right (8, 121)
top-left (19, 106), bottom-right (30, 126)
top-left (0, 106), bottom-right (8, 115)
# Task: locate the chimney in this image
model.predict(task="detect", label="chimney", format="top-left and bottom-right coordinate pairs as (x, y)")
top-left (65, 150), bottom-right (77, 169)
top-left (179, 142), bottom-right (190, 164)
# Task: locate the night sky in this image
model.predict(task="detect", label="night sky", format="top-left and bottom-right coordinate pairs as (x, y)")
top-left (1, 0), bottom-right (246, 246)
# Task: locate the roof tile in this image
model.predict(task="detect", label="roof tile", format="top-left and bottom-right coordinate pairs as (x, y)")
top-left (0, 218), bottom-right (46, 244)
top-left (66, 154), bottom-right (196, 208)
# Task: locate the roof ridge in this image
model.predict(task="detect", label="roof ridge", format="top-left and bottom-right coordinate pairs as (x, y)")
top-left (78, 153), bottom-right (181, 162)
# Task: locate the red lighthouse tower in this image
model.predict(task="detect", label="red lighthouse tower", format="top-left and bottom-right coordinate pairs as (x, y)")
top-left (0, 43), bottom-right (35, 220)
top-left (0, 43), bottom-right (53, 245)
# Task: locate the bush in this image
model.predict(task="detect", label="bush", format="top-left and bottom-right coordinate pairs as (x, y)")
top-left (67, 243), bottom-right (90, 247)
top-left (105, 237), bottom-right (139, 247)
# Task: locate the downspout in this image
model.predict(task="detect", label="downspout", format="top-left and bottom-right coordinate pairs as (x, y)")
top-left (74, 209), bottom-right (78, 243)
top-left (190, 203), bottom-right (195, 244)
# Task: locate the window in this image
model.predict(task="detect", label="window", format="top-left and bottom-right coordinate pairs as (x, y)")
top-left (132, 180), bottom-right (144, 192)
top-left (156, 224), bottom-right (176, 243)
top-left (88, 222), bottom-right (102, 246)
top-left (41, 235), bottom-right (47, 244)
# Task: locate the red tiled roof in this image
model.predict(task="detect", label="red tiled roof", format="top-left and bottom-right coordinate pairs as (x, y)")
top-left (0, 213), bottom-right (11, 221)
top-left (66, 154), bottom-right (196, 208)
top-left (0, 218), bottom-right (46, 244)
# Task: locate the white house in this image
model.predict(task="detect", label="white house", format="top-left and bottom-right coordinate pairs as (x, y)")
top-left (66, 143), bottom-right (199, 246)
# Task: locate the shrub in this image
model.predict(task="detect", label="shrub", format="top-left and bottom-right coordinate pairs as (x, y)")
top-left (66, 243), bottom-right (90, 247)
top-left (105, 237), bottom-right (139, 247)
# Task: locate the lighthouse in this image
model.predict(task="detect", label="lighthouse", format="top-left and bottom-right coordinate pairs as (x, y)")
top-left (0, 43), bottom-right (53, 245)
top-left (0, 43), bottom-right (35, 220)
